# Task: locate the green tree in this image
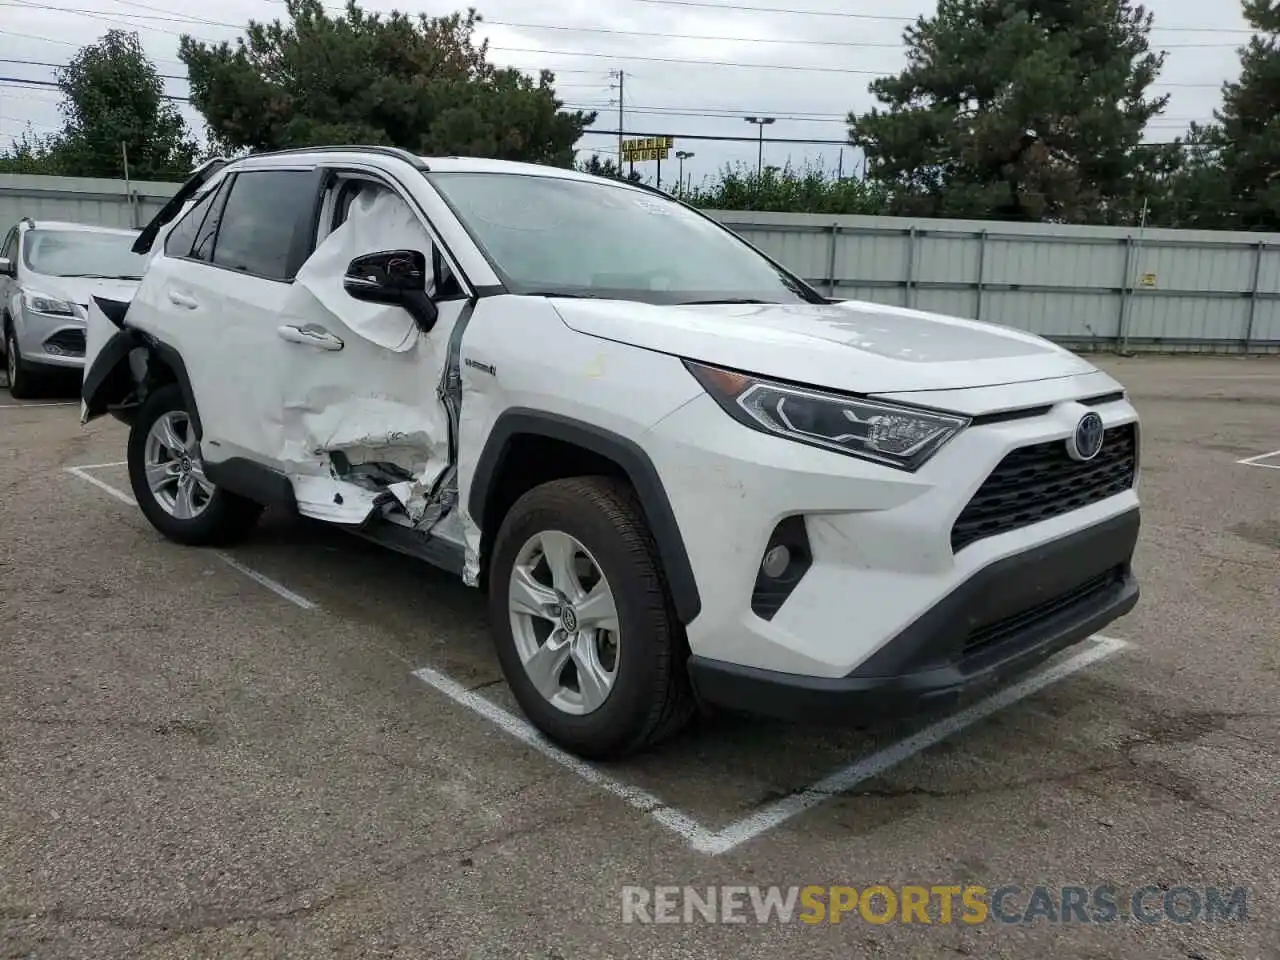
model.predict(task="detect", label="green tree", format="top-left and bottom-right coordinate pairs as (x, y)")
top-left (1213, 0), bottom-right (1280, 228)
top-left (0, 30), bottom-right (200, 179)
top-left (576, 154), bottom-right (643, 182)
top-left (683, 161), bottom-right (891, 214)
top-left (848, 0), bottom-right (1169, 223)
top-left (179, 0), bottom-right (593, 165)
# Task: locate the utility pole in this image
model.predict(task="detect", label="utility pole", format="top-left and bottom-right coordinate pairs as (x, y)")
top-left (609, 69), bottom-right (625, 173)
top-left (744, 116), bottom-right (775, 178)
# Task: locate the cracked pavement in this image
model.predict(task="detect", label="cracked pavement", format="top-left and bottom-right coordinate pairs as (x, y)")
top-left (1, 356), bottom-right (1278, 959)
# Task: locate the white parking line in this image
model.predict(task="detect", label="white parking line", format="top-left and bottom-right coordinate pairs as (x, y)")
top-left (0, 401), bottom-right (78, 409)
top-left (63, 462), bottom-right (319, 610)
top-left (64, 465), bottom-right (137, 506)
top-left (1236, 448), bottom-right (1280, 469)
top-left (417, 635), bottom-right (1131, 856)
top-left (64, 458), bottom-right (1132, 856)
top-left (215, 552), bottom-right (319, 611)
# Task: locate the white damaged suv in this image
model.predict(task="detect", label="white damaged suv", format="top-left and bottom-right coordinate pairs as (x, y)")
top-left (81, 147), bottom-right (1141, 759)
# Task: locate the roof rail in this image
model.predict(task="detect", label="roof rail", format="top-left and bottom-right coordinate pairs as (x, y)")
top-left (243, 144), bottom-right (429, 171)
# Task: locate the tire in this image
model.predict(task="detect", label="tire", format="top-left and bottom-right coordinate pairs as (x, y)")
top-left (127, 383), bottom-right (264, 545)
top-left (5, 325), bottom-right (39, 399)
top-left (488, 476), bottom-right (696, 760)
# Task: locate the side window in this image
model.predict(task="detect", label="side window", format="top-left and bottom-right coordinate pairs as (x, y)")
top-left (1, 227), bottom-right (17, 263)
top-left (163, 184), bottom-right (220, 259)
top-left (212, 170), bottom-right (318, 282)
top-left (190, 179), bottom-right (232, 262)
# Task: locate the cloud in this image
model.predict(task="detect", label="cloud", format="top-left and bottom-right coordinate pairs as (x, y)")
top-left (0, 0), bottom-right (1253, 186)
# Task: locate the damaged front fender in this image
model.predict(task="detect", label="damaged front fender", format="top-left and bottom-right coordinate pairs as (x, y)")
top-left (80, 295), bottom-right (201, 434)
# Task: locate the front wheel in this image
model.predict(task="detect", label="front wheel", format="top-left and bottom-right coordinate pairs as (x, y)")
top-left (127, 383), bottom-right (263, 545)
top-left (488, 476), bottom-right (695, 760)
top-left (5, 326), bottom-right (39, 399)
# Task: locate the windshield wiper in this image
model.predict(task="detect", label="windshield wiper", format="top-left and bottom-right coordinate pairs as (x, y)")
top-left (523, 291), bottom-right (606, 299)
top-left (59, 273), bottom-right (143, 280)
top-left (676, 297), bottom-right (775, 305)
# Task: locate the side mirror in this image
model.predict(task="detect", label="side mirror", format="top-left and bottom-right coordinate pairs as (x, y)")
top-left (343, 249), bottom-right (439, 332)
top-left (0, 257), bottom-right (13, 277)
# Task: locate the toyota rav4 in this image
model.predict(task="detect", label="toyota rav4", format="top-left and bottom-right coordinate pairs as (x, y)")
top-left (80, 147), bottom-right (1141, 759)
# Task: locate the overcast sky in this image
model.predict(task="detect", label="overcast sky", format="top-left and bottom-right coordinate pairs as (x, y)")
top-left (0, 0), bottom-right (1256, 186)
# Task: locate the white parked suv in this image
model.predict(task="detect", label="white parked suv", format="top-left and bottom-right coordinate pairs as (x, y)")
top-left (80, 147), bottom-right (1141, 759)
top-left (1, 218), bottom-right (146, 397)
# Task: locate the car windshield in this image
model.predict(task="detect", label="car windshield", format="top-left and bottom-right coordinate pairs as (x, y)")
top-left (426, 172), bottom-right (821, 305)
top-left (22, 229), bottom-right (147, 280)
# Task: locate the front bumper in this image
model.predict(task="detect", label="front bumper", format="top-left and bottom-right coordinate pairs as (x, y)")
top-left (15, 304), bottom-right (87, 370)
top-left (688, 507), bottom-right (1140, 721)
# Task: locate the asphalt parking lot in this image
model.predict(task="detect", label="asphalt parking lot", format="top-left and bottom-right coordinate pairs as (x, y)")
top-left (1, 355), bottom-right (1277, 959)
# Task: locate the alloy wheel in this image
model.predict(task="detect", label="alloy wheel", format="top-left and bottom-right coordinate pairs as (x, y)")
top-left (143, 410), bottom-right (214, 520)
top-left (508, 529), bottom-right (621, 716)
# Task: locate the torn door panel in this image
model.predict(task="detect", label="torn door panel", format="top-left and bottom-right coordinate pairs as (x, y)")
top-left (273, 182), bottom-right (457, 527)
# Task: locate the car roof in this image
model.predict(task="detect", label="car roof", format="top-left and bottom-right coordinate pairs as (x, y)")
top-left (19, 220), bottom-right (140, 237)
top-left (225, 147), bottom-right (642, 188)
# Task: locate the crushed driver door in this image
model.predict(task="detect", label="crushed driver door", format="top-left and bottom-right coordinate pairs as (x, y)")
top-left (271, 173), bottom-right (467, 530)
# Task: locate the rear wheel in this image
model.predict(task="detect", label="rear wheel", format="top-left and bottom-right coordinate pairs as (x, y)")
top-left (488, 476), bottom-right (695, 759)
top-left (127, 383), bottom-right (263, 545)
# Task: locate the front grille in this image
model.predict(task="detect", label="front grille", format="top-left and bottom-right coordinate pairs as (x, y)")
top-left (44, 327), bottom-right (86, 356)
top-left (961, 565), bottom-right (1125, 659)
top-left (951, 423), bottom-right (1137, 552)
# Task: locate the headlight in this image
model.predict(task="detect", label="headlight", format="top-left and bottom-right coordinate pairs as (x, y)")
top-left (684, 360), bottom-right (970, 471)
top-left (23, 291), bottom-right (79, 317)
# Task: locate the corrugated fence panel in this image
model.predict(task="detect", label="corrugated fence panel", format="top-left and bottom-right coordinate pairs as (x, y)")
top-left (1126, 292), bottom-right (1250, 343)
top-left (1257, 247), bottom-right (1280, 295)
top-left (0, 174), bottom-right (179, 234)
top-left (914, 288), bottom-right (978, 319)
top-left (2, 175), bottom-right (1278, 352)
top-left (834, 229), bottom-right (912, 289)
top-left (915, 233), bottom-right (979, 284)
top-left (1134, 243), bottom-right (1255, 293)
top-left (984, 290), bottom-right (1120, 339)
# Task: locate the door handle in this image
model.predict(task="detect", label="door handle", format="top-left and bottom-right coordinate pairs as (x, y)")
top-left (167, 290), bottom-right (199, 309)
top-left (277, 323), bottom-right (344, 351)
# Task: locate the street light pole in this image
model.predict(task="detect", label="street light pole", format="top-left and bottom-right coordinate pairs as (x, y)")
top-left (675, 150), bottom-right (694, 194)
top-left (744, 116), bottom-right (775, 178)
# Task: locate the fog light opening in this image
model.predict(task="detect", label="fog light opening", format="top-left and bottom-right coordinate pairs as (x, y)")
top-left (761, 544), bottom-right (791, 579)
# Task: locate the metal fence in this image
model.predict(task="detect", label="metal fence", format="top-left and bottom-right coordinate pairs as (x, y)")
top-left (0, 173), bottom-right (178, 233)
top-left (3, 173), bottom-right (1278, 353)
top-left (709, 211), bottom-right (1280, 354)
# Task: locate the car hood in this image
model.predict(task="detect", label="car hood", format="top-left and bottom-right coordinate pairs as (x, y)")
top-left (550, 298), bottom-right (1096, 395)
top-left (27, 275), bottom-right (141, 313)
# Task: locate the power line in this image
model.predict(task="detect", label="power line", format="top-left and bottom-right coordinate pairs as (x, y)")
top-left (0, 75), bottom-right (189, 99)
top-left (487, 46), bottom-right (1224, 85)
top-left (569, 102), bottom-right (1209, 128)
top-left (579, 127), bottom-right (1189, 148)
top-left (477, 18), bottom-right (1246, 50)
top-left (0, 6), bottom-right (1243, 86)
top-left (607, 0), bottom-right (1257, 34)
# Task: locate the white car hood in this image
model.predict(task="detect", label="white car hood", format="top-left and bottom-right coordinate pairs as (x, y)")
top-left (29, 275), bottom-right (140, 312)
top-left (550, 297), bottom-right (1096, 395)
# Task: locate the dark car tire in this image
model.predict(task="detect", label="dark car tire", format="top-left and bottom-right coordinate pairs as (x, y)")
top-left (127, 383), bottom-right (264, 545)
top-left (5, 325), bottom-right (40, 399)
top-left (487, 476), bottom-right (696, 760)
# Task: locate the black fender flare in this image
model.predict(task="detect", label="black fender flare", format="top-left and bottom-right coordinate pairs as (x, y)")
top-left (468, 409), bottom-right (702, 624)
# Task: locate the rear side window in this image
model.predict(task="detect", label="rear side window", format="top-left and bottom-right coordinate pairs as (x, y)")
top-left (212, 170), bottom-right (318, 282)
top-left (1, 227), bottom-right (17, 263)
top-left (163, 182), bottom-right (223, 260)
